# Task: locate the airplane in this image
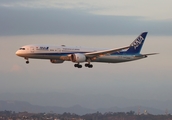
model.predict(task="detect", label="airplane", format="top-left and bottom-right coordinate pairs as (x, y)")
top-left (16, 32), bottom-right (157, 68)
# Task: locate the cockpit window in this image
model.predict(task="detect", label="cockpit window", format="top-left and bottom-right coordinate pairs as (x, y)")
top-left (19, 48), bottom-right (25, 50)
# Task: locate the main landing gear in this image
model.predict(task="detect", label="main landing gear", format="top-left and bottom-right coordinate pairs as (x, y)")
top-left (74, 64), bottom-right (82, 68)
top-left (85, 63), bottom-right (93, 68)
top-left (74, 63), bottom-right (93, 68)
top-left (85, 59), bottom-right (93, 68)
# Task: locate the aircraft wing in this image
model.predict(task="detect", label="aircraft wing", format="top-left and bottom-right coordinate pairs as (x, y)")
top-left (85, 46), bottom-right (130, 58)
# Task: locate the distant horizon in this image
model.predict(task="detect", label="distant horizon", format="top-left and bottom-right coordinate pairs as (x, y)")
top-left (0, 95), bottom-right (171, 115)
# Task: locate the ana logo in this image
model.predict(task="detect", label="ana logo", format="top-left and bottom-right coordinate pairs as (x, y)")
top-left (39, 47), bottom-right (49, 50)
top-left (132, 36), bottom-right (144, 49)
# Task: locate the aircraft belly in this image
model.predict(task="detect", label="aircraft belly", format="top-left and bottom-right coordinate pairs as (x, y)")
top-left (25, 54), bottom-right (61, 59)
top-left (93, 56), bottom-right (139, 63)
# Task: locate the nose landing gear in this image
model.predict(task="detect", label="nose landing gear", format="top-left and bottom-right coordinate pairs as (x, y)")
top-left (25, 58), bottom-right (29, 64)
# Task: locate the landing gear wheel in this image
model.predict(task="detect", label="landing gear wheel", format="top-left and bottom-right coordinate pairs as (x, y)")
top-left (74, 64), bottom-right (82, 68)
top-left (25, 58), bottom-right (29, 64)
top-left (78, 65), bottom-right (82, 68)
top-left (74, 64), bottom-right (78, 67)
top-left (85, 63), bottom-right (89, 67)
top-left (88, 64), bottom-right (93, 68)
top-left (85, 63), bottom-right (93, 68)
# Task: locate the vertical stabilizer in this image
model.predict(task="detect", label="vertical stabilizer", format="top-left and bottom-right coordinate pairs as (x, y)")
top-left (125, 32), bottom-right (148, 54)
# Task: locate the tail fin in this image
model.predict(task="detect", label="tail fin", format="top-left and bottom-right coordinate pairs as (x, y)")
top-left (125, 32), bottom-right (148, 54)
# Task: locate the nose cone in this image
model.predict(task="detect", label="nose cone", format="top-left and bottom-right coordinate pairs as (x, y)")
top-left (15, 50), bottom-right (20, 56)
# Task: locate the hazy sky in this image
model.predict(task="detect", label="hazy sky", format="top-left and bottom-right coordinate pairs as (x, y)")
top-left (0, 0), bottom-right (172, 108)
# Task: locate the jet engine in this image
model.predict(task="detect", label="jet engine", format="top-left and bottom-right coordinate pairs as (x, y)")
top-left (50, 59), bottom-right (64, 64)
top-left (70, 53), bottom-right (86, 63)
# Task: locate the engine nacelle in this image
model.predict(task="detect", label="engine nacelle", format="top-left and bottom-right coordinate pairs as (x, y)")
top-left (50, 59), bottom-right (64, 64)
top-left (70, 53), bottom-right (86, 63)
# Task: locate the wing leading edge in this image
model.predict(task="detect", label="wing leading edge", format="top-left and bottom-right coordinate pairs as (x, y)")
top-left (85, 46), bottom-right (130, 58)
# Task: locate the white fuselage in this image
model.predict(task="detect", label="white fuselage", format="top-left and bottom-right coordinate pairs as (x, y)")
top-left (15, 32), bottom-right (156, 68)
top-left (16, 44), bottom-right (145, 63)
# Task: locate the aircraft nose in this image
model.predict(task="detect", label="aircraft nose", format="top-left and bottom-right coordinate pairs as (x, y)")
top-left (15, 50), bottom-right (20, 56)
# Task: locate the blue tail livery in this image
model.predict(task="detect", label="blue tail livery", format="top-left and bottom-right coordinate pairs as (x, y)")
top-left (126, 32), bottom-right (147, 54)
top-left (113, 32), bottom-right (148, 55)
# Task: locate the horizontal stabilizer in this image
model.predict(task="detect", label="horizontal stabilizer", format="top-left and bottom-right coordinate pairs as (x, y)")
top-left (135, 53), bottom-right (159, 57)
